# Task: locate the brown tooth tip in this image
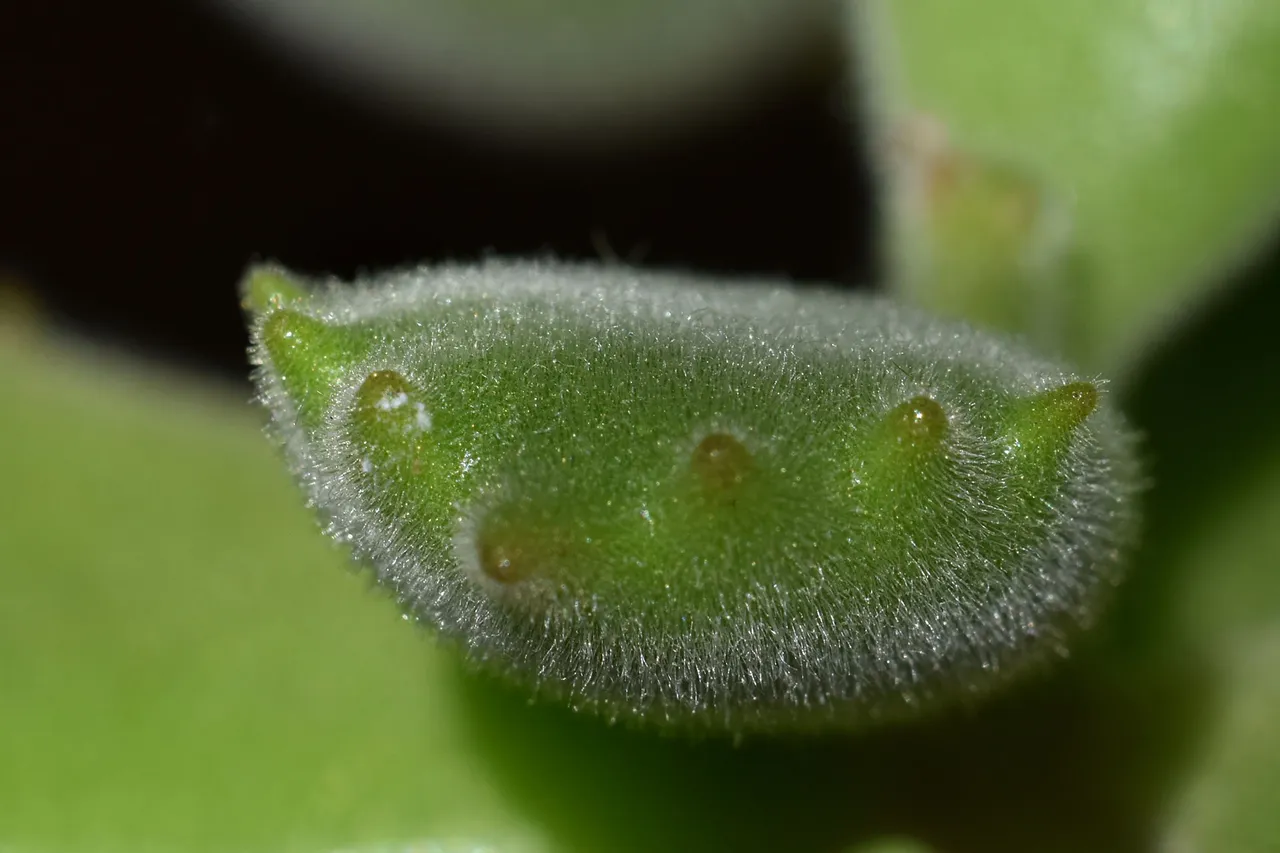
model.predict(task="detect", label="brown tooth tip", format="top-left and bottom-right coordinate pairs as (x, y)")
top-left (478, 538), bottom-right (528, 585)
top-left (474, 520), bottom-right (570, 587)
top-left (887, 395), bottom-right (949, 448)
top-left (690, 432), bottom-right (754, 491)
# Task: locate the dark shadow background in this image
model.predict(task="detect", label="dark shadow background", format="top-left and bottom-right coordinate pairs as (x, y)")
top-left (1, 0), bottom-right (876, 383)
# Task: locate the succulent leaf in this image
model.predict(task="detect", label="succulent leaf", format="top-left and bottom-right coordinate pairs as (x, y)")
top-left (247, 260), bottom-right (1142, 733)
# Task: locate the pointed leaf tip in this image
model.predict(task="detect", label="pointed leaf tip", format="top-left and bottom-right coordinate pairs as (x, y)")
top-left (256, 309), bottom-right (364, 430)
top-left (241, 264), bottom-right (310, 314)
top-left (259, 309), bottom-right (327, 371)
top-left (1003, 380), bottom-right (1100, 470)
top-left (1028, 380), bottom-right (1099, 433)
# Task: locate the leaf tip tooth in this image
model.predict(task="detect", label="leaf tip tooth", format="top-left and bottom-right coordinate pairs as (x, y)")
top-left (240, 264), bottom-right (309, 314)
top-left (1002, 380), bottom-right (1100, 463)
top-left (1032, 380), bottom-right (1099, 431)
top-left (259, 308), bottom-right (324, 364)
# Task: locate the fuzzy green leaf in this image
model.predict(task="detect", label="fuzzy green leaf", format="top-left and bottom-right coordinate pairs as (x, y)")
top-left (246, 260), bottom-right (1142, 733)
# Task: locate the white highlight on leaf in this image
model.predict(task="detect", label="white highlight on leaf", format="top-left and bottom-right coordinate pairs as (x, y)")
top-left (414, 401), bottom-right (433, 432)
top-left (377, 391), bottom-right (409, 411)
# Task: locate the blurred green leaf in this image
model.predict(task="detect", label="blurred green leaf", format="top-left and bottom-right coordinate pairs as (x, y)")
top-left (0, 328), bottom-right (1208, 853)
top-left (1114, 249), bottom-right (1280, 850)
top-left (1116, 250), bottom-right (1280, 651)
top-left (0, 328), bottom-right (960, 852)
top-left (856, 0), bottom-right (1280, 372)
top-left (0, 333), bottom-right (939, 853)
top-left (1151, 456), bottom-right (1280, 852)
top-left (1162, 630), bottom-right (1280, 853)
top-left (0, 336), bottom-right (548, 852)
top-left (1165, 442), bottom-right (1280, 651)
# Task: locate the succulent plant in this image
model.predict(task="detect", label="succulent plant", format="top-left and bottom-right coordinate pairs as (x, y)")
top-left (245, 261), bottom-right (1140, 733)
top-left (3, 2), bottom-right (1280, 851)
